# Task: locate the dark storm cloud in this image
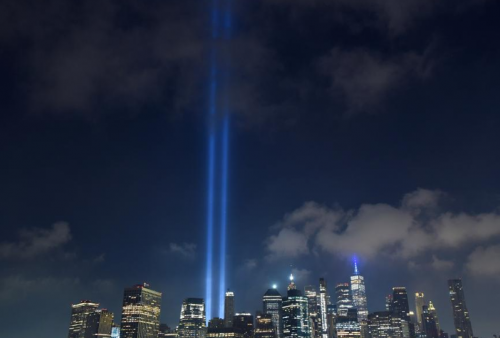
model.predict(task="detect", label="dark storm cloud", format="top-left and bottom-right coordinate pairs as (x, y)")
top-left (266, 189), bottom-right (500, 272)
top-left (0, 222), bottom-right (71, 259)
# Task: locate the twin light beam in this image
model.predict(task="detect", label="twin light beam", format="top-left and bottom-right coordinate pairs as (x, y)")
top-left (205, 0), bottom-right (232, 322)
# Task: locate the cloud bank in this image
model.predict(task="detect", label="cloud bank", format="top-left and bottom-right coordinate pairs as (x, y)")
top-left (266, 189), bottom-right (500, 276)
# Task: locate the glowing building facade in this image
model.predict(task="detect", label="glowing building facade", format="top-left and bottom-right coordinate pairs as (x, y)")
top-left (448, 279), bottom-right (473, 338)
top-left (367, 311), bottom-right (410, 338)
top-left (319, 278), bottom-right (329, 338)
top-left (282, 275), bottom-right (310, 338)
top-left (120, 284), bottom-right (162, 338)
top-left (68, 300), bottom-right (99, 338)
top-left (304, 285), bottom-right (320, 338)
top-left (178, 298), bottom-right (207, 338)
top-left (255, 313), bottom-right (277, 338)
top-left (336, 283), bottom-right (353, 317)
top-left (335, 309), bottom-right (360, 338)
top-left (85, 309), bottom-right (114, 338)
top-left (263, 288), bottom-right (283, 338)
top-left (414, 293), bottom-right (425, 331)
top-left (350, 262), bottom-right (368, 322)
top-left (224, 291), bottom-right (235, 328)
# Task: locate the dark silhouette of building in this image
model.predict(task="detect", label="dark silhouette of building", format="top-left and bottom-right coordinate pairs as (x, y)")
top-left (391, 287), bottom-right (410, 321)
top-left (448, 279), bottom-right (473, 338)
top-left (234, 313), bottom-right (254, 338)
top-left (422, 305), bottom-right (439, 338)
top-left (209, 318), bottom-right (225, 330)
top-left (225, 291), bottom-right (235, 328)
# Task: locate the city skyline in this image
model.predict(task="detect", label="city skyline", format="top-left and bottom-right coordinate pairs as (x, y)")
top-left (64, 265), bottom-right (482, 338)
top-left (1, 0), bottom-right (500, 337)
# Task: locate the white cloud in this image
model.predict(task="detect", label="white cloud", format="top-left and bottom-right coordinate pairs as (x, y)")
top-left (0, 222), bottom-right (72, 260)
top-left (266, 189), bottom-right (500, 264)
top-left (169, 242), bottom-right (197, 260)
top-left (466, 245), bottom-right (500, 277)
top-left (266, 228), bottom-right (309, 260)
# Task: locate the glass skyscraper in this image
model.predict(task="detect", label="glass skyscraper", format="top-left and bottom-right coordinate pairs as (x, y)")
top-left (391, 287), bottom-right (410, 322)
top-left (350, 262), bottom-right (368, 322)
top-left (319, 278), bottom-right (329, 338)
top-left (336, 283), bottom-right (353, 317)
top-left (178, 298), bottom-right (207, 338)
top-left (367, 311), bottom-right (410, 338)
top-left (414, 293), bottom-right (425, 332)
top-left (448, 279), bottom-right (473, 338)
top-left (120, 283), bottom-right (162, 338)
top-left (85, 309), bottom-right (114, 338)
top-left (282, 275), bottom-right (310, 338)
top-left (263, 287), bottom-right (283, 338)
top-left (68, 300), bottom-right (99, 338)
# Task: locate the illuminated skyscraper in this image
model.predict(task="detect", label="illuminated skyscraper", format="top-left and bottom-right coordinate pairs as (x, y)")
top-left (448, 279), bottom-right (473, 338)
top-left (224, 291), bottom-right (235, 328)
top-left (414, 293), bottom-right (425, 332)
top-left (85, 309), bottom-right (114, 338)
top-left (319, 278), bottom-right (329, 338)
top-left (255, 313), bottom-right (277, 338)
top-left (336, 283), bottom-right (353, 317)
top-left (304, 285), bottom-right (320, 338)
top-left (368, 311), bottom-right (410, 338)
top-left (68, 300), bottom-right (99, 338)
top-left (178, 298), bottom-right (207, 338)
top-left (304, 286), bottom-right (318, 318)
top-left (120, 283), bottom-right (162, 338)
top-left (350, 261), bottom-right (368, 322)
top-left (263, 287), bottom-right (283, 338)
top-left (282, 274), bottom-right (310, 338)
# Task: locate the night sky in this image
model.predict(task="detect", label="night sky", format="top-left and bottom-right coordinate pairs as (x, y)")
top-left (1, 0), bottom-right (500, 337)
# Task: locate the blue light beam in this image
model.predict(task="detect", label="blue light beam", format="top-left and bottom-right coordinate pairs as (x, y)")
top-left (218, 0), bottom-right (232, 319)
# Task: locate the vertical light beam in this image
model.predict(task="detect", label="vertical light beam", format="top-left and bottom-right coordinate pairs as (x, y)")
top-left (206, 0), bottom-right (220, 322)
top-left (218, 0), bottom-right (232, 319)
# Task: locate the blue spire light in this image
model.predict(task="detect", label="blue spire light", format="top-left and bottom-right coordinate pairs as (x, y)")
top-left (353, 256), bottom-right (359, 275)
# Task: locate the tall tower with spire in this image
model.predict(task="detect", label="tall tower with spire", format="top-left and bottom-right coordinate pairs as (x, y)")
top-left (350, 258), bottom-right (368, 322)
top-left (288, 274), bottom-right (296, 291)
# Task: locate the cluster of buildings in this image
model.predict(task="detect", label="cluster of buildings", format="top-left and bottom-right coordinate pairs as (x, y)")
top-left (67, 265), bottom-right (476, 338)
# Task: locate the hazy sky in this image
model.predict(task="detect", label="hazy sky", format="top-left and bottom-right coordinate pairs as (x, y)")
top-left (1, 0), bottom-right (500, 337)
